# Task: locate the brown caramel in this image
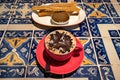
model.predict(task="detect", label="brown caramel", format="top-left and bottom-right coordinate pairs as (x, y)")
top-left (51, 11), bottom-right (69, 22)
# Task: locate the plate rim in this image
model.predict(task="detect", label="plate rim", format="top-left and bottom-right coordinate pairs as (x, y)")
top-left (31, 4), bottom-right (86, 27)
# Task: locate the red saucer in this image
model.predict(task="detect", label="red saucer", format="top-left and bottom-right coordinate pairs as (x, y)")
top-left (36, 36), bottom-right (84, 74)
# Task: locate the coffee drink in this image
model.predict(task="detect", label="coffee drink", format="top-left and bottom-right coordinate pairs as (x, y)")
top-left (45, 30), bottom-right (76, 55)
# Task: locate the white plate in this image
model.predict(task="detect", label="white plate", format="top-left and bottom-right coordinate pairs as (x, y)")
top-left (31, 5), bottom-right (86, 27)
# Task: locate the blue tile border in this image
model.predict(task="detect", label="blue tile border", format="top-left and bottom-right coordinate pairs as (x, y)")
top-left (93, 38), bottom-right (110, 64)
top-left (113, 18), bottom-right (120, 24)
top-left (17, 0), bottom-right (37, 3)
top-left (82, 0), bottom-right (103, 3)
top-left (29, 37), bottom-right (41, 65)
top-left (61, 0), bottom-right (67, 2)
top-left (100, 66), bottom-right (115, 80)
top-left (75, 0), bottom-right (82, 2)
top-left (0, 19), bottom-right (9, 24)
top-left (88, 18), bottom-right (113, 37)
top-left (5, 30), bottom-right (33, 37)
top-left (102, 0), bottom-right (111, 2)
top-left (69, 66), bottom-right (101, 79)
top-left (105, 3), bottom-right (119, 17)
top-left (0, 0), bottom-right (16, 3)
top-left (0, 66), bottom-right (26, 78)
top-left (0, 30), bottom-right (4, 37)
top-left (26, 66), bottom-right (44, 78)
top-left (34, 30), bottom-right (49, 37)
top-left (70, 20), bottom-right (90, 37)
top-left (111, 38), bottom-right (120, 60)
top-left (109, 30), bottom-right (119, 37)
top-left (83, 38), bottom-right (97, 64)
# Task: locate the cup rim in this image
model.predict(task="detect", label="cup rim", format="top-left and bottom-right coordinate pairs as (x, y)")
top-left (45, 30), bottom-right (76, 56)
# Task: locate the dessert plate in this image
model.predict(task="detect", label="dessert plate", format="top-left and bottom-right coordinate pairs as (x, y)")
top-left (32, 4), bottom-right (86, 27)
top-left (36, 36), bottom-right (84, 74)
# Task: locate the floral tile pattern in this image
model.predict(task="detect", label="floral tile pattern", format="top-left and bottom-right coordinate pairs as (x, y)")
top-left (0, 0), bottom-right (120, 79)
top-left (93, 38), bottom-right (110, 64)
top-left (88, 18), bottom-right (113, 37)
top-left (0, 66), bottom-right (26, 78)
top-left (69, 66), bottom-right (101, 80)
top-left (100, 66), bottom-right (115, 80)
top-left (108, 30), bottom-right (119, 37)
top-left (0, 3), bottom-right (14, 24)
top-left (10, 3), bottom-right (35, 24)
top-left (29, 37), bottom-right (41, 65)
top-left (0, 37), bottom-right (31, 65)
top-left (111, 38), bottom-right (120, 60)
top-left (105, 3), bottom-right (119, 17)
top-left (83, 3), bottom-right (110, 18)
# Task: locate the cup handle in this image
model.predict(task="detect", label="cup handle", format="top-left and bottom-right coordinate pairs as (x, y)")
top-left (73, 44), bottom-right (82, 57)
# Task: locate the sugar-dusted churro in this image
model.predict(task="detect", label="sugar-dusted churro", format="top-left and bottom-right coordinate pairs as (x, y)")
top-left (32, 2), bottom-right (80, 17)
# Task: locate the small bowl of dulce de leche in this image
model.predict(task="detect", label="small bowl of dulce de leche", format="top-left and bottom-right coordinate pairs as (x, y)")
top-left (51, 11), bottom-right (69, 25)
top-left (44, 30), bottom-right (77, 61)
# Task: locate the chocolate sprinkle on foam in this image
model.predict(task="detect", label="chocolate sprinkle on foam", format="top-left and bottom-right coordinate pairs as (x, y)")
top-left (46, 30), bottom-right (75, 54)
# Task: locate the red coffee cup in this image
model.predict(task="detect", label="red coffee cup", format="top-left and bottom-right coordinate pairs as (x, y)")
top-left (44, 30), bottom-right (80, 61)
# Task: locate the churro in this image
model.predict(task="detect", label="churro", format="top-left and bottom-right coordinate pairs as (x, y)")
top-left (32, 2), bottom-right (80, 17)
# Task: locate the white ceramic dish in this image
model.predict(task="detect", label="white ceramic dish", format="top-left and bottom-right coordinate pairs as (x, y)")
top-left (31, 4), bottom-right (86, 27)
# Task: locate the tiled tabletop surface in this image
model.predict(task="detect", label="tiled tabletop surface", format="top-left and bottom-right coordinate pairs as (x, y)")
top-left (0, 0), bottom-right (120, 80)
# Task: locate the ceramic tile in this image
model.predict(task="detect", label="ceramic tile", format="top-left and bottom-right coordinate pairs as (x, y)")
top-left (0, 0), bottom-right (120, 79)
top-left (111, 38), bottom-right (120, 60)
top-left (42, 0), bottom-right (59, 3)
top-left (34, 30), bottom-right (49, 37)
top-left (97, 24), bottom-right (117, 37)
top-left (99, 37), bottom-right (120, 65)
top-left (0, 30), bottom-right (4, 37)
top-left (87, 18), bottom-right (113, 37)
top-left (9, 2), bottom-right (35, 24)
top-left (105, 3), bottom-right (119, 17)
top-left (0, 0), bottom-right (16, 3)
top-left (108, 30), bottom-right (120, 37)
top-left (17, 0), bottom-right (38, 3)
top-left (6, 24), bottom-right (34, 30)
top-left (100, 66), bottom-right (115, 80)
top-left (26, 66), bottom-right (44, 78)
top-left (80, 38), bottom-right (97, 65)
top-left (0, 3), bottom-right (14, 24)
top-left (29, 37), bottom-right (41, 65)
top-left (113, 18), bottom-right (120, 24)
top-left (61, 0), bottom-right (67, 2)
top-left (74, 0), bottom-right (82, 2)
top-left (70, 20), bottom-right (90, 37)
top-left (82, 0), bottom-right (103, 3)
top-left (0, 30), bottom-right (32, 66)
top-left (111, 64), bottom-right (120, 79)
top-left (5, 30), bottom-right (33, 37)
top-left (83, 3), bottom-right (110, 18)
top-left (0, 66), bottom-right (26, 78)
top-left (114, 24), bottom-right (120, 30)
top-left (0, 37), bottom-right (32, 65)
top-left (67, 66), bottom-right (101, 79)
top-left (102, 0), bottom-right (111, 2)
top-left (93, 38), bottom-right (110, 64)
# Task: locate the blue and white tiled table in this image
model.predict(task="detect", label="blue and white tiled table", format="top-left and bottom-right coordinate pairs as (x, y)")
top-left (0, 0), bottom-right (120, 80)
